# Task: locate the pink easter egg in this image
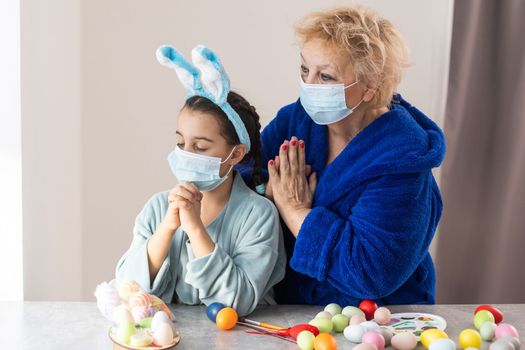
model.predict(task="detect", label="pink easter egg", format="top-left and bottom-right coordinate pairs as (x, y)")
top-left (495, 323), bottom-right (519, 339)
top-left (374, 307), bottom-right (391, 325)
top-left (362, 330), bottom-right (386, 350)
top-left (131, 306), bottom-right (150, 323)
top-left (350, 314), bottom-right (367, 325)
top-left (128, 291), bottom-right (151, 308)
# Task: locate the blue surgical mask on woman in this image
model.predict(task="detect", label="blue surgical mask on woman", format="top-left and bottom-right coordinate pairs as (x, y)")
top-left (167, 146), bottom-right (236, 192)
top-left (299, 78), bottom-right (363, 125)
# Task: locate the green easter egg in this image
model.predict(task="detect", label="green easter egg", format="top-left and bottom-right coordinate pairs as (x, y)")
top-left (331, 314), bottom-right (349, 332)
top-left (342, 306), bottom-right (366, 319)
top-left (116, 320), bottom-right (136, 344)
top-left (297, 330), bottom-right (316, 350)
top-left (474, 310), bottom-right (495, 330)
top-left (324, 303), bottom-right (342, 316)
top-left (138, 317), bottom-right (153, 329)
top-left (309, 318), bottom-right (334, 334)
top-left (480, 322), bottom-right (497, 341)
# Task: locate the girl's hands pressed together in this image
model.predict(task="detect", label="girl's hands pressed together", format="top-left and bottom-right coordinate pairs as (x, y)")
top-left (268, 136), bottom-right (317, 236)
top-left (167, 183), bottom-right (204, 234)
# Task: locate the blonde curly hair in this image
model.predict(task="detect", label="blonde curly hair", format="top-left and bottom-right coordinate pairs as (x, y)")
top-left (295, 6), bottom-right (410, 108)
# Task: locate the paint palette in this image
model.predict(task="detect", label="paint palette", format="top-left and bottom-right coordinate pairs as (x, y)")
top-left (384, 313), bottom-right (447, 340)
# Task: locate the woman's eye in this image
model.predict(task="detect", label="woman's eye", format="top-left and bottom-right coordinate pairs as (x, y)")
top-left (320, 73), bottom-right (334, 81)
top-left (176, 143), bottom-right (184, 148)
top-left (300, 65), bottom-right (309, 74)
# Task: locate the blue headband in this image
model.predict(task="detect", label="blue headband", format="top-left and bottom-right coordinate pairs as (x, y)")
top-left (156, 44), bottom-right (251, 152)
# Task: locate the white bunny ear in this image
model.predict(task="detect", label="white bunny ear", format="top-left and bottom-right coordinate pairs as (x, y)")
top-left (156, 45), bottom-right (202, 95)
top-left (191, 45), bottom-right (230, 104)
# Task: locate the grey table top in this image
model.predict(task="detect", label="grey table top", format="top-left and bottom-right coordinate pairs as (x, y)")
top-left (1, 302), bottom-right (523, 349)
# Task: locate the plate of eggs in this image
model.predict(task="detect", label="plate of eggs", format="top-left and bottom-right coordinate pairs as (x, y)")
top-left (109, 309), bottom-right (181, 349)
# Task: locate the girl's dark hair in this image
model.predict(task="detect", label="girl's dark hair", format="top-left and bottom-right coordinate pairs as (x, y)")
top-left (183, 91), bottom-right (264, 192)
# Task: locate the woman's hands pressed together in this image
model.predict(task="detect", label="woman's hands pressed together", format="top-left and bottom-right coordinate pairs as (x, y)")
top-left (268, 136), bottom-right (317, 236)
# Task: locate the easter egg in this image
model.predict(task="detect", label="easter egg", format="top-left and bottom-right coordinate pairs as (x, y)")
top-left (490, 340), bottom-right (516, 350)
top-left (497, 337), bottom-right (521, 350)
top-left (151, 311), bottom-right (171, 331)
top-left (297, 330), bottom-right (316, 350)
top-left (475, 305), bottom-right (504, 324)
top-left (332, 314), bottom-right (349, 332)
top-left (495, 324), bottom-right (519, 339)
top-left (153, 322), bottom-right (174, 346)
top-left (458, 329), bottom-right (482, 349)
top-left (354, 344), bottom-right (378, 350)
top-left (420, 329), bottom-right (449, 348)
top-left (138, 317), bottom-right (153, 329)
top-left (113, 304), bottom-right (134, 325)
top-left (360, 320), bottom-right (381, 331)
top-left (130, 330), bottom-right (153, 347)
top-left (362, 330), bottom-right (386, 350)
top-left (359, 300), bottom-right (378, 320)
top-left (374, 307), bottom-right (391, 325)
top-left (116, 320), bottom-right (136, 344)
top-left (350, 314), bottom-right (367, 325)
top-left (316, 311), bottom-right (333, 320)
top-left (342, 306), bottom-right (366, 319)
top-left (474, 310), bottom-right (495, 330)
top-left (429, 338), bottom-right (456, 350)
top-left (480, 322), bottom-right (497, 341)
top-left (206, 302), bottom-right (225, 322)
top-left (343, 324), bottom-right (366, 343)
top-left (325, 303), bottom-right (342, 316)
top-left (309, 318), bottom-right (333, 334)
top-left (313, 333), bottom-right (337, 350)
top-left (216, 307), bottom-right (238, 330)
top-left (378, 327), bottom-right (393, 346)
top-left (131, 306), bottom-right (150, 323)
top-left (391, 332), bottom-right (418, 350)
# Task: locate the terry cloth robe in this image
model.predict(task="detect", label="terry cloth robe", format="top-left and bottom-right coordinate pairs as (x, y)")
top-left (115, 172), bottom-right (286, 316)
top-left (238, 94), bottom-right (445, 306)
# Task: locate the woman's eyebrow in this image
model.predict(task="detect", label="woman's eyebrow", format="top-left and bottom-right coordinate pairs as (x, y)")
top-left (300, 53), bottom-right (332, 69)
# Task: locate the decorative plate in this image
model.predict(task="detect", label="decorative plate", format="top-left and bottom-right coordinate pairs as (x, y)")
top-left (384, 312), bottom-right (447, 340)
top-left (108, 327), bottom-right (181, 350)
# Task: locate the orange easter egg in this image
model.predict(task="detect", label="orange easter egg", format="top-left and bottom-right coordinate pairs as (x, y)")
top-left (313, 333), bottom-right (338, 350)
top-left (216, 307), bottom-right (238, 330)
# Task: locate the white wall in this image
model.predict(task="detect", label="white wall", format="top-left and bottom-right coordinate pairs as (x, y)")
top-left (21, 0), bottom-right (83, 300)
top-left (0, 0), bottom-right (24, 301)
top-left (21, 0), bottom-right (453, 300)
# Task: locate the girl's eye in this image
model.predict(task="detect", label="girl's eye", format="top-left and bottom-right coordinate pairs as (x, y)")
top-left (320, 73), bottom-right (334, 81)
top-left (194, 145), bottom-right (208, 152)
top-left (300, 65), bottom-right (309, 74)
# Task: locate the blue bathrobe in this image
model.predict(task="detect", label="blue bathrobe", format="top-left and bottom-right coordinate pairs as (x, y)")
top-left (239, 94), bottom-right (445, 306)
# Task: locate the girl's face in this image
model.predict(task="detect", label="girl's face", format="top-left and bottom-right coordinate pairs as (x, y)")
top-left (300, 38), bottom-right (375, 107)
top-left (176, 107), bottom-right (246, 177)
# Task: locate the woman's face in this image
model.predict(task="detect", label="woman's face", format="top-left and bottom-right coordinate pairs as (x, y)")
top-left (176, 107), bottom-right (245, 177)
top-left (300, 38), bottom-right (369, 108)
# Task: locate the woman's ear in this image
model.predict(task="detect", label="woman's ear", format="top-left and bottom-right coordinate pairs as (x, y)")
top-left (230, 144), bottom-right (247, 165)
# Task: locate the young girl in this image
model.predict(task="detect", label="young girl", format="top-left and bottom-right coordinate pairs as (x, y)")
top-left (116, 45), bottom-right (285, 316)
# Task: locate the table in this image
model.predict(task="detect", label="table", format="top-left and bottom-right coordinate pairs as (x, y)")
top-left (1, 302), bottom-right (523, 349)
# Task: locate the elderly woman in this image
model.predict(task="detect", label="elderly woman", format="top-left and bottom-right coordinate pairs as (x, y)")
top-left (240, 6), bottom-right (445, 306)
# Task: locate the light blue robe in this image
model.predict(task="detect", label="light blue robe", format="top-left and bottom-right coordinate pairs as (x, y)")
top-left (116, 172), bottom-right (286, 316)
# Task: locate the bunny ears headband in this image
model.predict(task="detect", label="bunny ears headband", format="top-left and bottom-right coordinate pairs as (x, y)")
top-left (156, 44), bottom-right (251, 152)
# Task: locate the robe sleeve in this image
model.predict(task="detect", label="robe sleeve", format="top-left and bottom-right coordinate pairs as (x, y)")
top-left (290, 172), bottom-right (440, 300)
top-left (115, 193), bottom-right (175, 303)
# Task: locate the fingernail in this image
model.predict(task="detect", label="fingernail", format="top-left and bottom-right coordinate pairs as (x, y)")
top-left (269, 160), bottom-right (274, 166)
top-left (300, 141), bottom-right (305, 149)
top-left (282, 145), bottom-right (288, 151)
top-left (291, 140), bottom-right (297, 146)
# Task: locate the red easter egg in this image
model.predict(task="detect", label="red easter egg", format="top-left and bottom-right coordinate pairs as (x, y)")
top-left (475, 305), bottom-right (504, 324)
top-left (359, 300), bottom-right (378, 320)
top-left (289, 324), bottom-right (320, 339)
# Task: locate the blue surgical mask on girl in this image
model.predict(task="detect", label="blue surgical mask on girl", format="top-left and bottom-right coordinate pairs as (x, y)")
top-left (299, 78), bottom-right (364, 125)
top-left (167, 146), bottom-right (236, 192)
